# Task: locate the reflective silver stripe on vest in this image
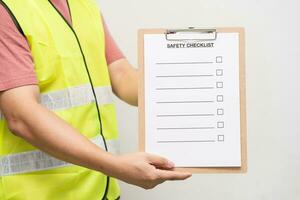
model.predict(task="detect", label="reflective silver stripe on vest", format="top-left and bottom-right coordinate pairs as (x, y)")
top-left (0, 136), bottom-right (119, 176)
top-left (0, 85), bottom-right (114, 120)
top-left (41, 84), bottom-right (114, 111)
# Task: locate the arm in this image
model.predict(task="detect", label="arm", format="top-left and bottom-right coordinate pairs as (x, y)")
top-left (108, 58), bottom-right (138, 106)
top-left (0, 85), bottom-right (191, 189)
top-left (102, 17), bottom-right (138, 106)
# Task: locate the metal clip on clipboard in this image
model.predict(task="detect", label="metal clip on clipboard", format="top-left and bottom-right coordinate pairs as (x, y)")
top-left (165, 27), bottom-right (217, 41)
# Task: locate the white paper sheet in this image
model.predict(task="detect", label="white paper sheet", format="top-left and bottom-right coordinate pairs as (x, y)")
top-left (144, 32), bottom-right (241, 167)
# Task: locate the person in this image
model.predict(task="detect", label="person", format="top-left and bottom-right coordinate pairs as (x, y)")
top-left (0, 0), bottom-right (191, 199)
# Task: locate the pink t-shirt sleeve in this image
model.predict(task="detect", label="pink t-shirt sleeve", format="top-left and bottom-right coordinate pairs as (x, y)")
top-left (0, 3), bottom-right (125, 92)
top-left (102, 17), bottom-right (125, 65)
top-left (0, 4), bottom-right (38, 91)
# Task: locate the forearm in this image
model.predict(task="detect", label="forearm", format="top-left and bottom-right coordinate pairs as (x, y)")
top-left (118, 67), bottom-right (138, 106)
top-left (109, 59), bottom-right (138, 106)
top-left (4, 100), bottom-right (116, 174)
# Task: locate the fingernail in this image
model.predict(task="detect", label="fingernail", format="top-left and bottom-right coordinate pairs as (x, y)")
top-left (168, 161), bottom-right (175, 167)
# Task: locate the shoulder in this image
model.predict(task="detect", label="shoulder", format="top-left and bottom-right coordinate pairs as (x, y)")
top-left (0, 3), bottom-right (36, 92)
top-left (0, 3), bottom-right (22, 36)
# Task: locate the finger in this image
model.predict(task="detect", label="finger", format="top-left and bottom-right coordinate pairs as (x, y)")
top-left (156, 169), bottom-right (192, 181)
top-left (147, 154), bottom-right (174, 169)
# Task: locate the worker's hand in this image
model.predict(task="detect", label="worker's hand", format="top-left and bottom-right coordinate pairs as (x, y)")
top-left (109, 152), bottom-right (192, 189)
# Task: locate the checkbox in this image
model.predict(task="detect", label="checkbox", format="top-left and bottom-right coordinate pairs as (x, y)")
top-left (216, 69), bottom-right (223, 76)
top-left (218, 135), bottom-right (225, 142)
top-left (217, 121), bottom-right (224, 128)
top-left (216, 56), bottom-right (223, 63)
top-left (217, 95), bottom-right (223, 102)
top-left (217, 108), bottom-right (224, 115)
top-left (216, 82), bottom-right (223, 88)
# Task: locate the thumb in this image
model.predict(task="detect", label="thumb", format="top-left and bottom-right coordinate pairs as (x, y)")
top-left (147, 154), bottom-right (175, 169)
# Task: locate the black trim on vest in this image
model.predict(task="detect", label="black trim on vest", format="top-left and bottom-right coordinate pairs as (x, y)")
top-left (103, 196), bottom-right (120, 200)
top-left (103, 196), bottom-right (121, 200)
top-left (0, 0), bottom-right (25, 36)
top-left (65, 0), bottom-right (73, 25)
top-left (47, 1), bottom-right (110, 200)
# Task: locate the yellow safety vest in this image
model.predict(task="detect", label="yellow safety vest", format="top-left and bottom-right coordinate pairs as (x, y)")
top-left (0, 0), bottom-right (120, 199)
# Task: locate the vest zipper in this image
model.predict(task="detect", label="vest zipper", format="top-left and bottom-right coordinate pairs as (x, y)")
top-left (47, 1), bottom-right (110, 199)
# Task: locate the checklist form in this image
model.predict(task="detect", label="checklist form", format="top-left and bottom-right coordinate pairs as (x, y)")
top-left (139, 29), bottom-right (246, 169)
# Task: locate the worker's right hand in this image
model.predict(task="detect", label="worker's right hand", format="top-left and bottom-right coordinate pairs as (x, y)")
top-left (109, 152), bottom-right (192, 189)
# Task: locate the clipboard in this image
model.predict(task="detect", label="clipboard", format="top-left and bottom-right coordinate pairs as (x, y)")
top-left (138, 27), bottom-right (247, 173)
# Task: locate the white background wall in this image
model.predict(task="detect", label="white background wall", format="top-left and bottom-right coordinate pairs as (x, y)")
top-left (98, 0), bottom-right (300, 199)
